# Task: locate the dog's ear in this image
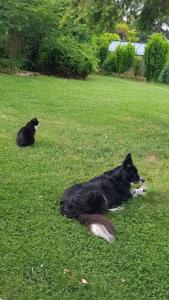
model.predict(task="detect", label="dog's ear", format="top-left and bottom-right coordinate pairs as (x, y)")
top-left (123, 153), bottom-right (133, 169)
top-left (33, 118), bottom-right (39, 125)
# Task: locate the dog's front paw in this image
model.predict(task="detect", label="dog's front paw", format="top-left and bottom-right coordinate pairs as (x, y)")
top-left (109, 206), bottom-right (124, 213)
top-left (137, 187), bottom-right (146, 196)
top-left (140, 185), bottom-right (148, 194)
top-left (131, 187), bottom-right (147, 197)
top-left (113, 206), bottom-right (124, 212)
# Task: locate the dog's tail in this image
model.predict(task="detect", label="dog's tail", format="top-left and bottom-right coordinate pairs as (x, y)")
top-left (78, 214), bottom-right (115, 243)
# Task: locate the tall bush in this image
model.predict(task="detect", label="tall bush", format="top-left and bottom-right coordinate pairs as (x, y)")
top-left (39, 36), bottom-right (93, 79)
top-left (144, 33), bottom-right (169, 81)
top-left (103, 44), bottom-right (135, 74)
top-left (116, 44), bottom-right (135, 73)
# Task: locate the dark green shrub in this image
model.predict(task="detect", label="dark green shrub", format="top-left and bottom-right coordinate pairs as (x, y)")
top-left (116, 44), bottom-right (135, 73)
top-left (0, 57), bottom-right (23, 71)
top-left (102, 53), bottom-right (117, 74)
top-left (144, 33), bottom-right (169, 81)
top-left (0, 43), bottom-right (6, 58)
top-left (133, 56), bottom-right (143, 76)
top-left (39, 36), bottom-right (93, 79)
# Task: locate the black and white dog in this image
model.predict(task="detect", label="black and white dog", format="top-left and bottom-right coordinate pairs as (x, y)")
top-left (60, 153), bottom-right (146, 243)
top-left (16, 118), bottom-right (39, 147)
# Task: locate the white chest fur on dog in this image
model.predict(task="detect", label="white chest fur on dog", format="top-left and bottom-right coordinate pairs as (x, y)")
top-left (35, 124), bottom-right (39, 130)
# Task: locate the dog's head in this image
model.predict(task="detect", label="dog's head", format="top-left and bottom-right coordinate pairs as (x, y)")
top-left (31, 118), bottom-right (39, 126)
top-left (27, 118), bottom-right (39, 127)
top-left (122, 153), bottom-right (144, 184)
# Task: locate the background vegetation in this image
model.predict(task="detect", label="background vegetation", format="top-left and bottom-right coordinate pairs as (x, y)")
top-left (0, 0), bottom-right (169, 81)
top-left (103, 43), bottom-right (135, 74)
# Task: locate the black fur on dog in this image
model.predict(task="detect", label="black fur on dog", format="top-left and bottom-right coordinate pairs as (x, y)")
top-left (60, 153), bottom-right (144, 243)
top-left (16, 118), bottom-right (39, 147)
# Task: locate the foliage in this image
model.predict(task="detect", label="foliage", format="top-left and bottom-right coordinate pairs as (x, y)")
top-left (116, 44), bottom-right (135, 73)
top-left (144, 33), bottom-right (169, 81)
top-left (80, 43), bottom-right (99, 71)
top-left (39, 36), bottom-right (93, 79)
top-left (128, 28), bottom-right (139, 42)
top-left (159, 64), bottom-right (169, 84)
top-left (102, 52), bottom-right (117, 74)
top-left (115, 23), bottom-right (128, 40)
top-left (138, 0), bottom-right (169, 35)
top-left (92, 33), bottom-right (120, 66)
top-left (133, 56), bottom-right (143, 76)
top-left (70, 0), bottom-right (122, 32)
top-left (0, 0), bottom-right (95, 75)
top-left (0, 57), bottom-right (23, 71)
top-left (68, 0), bottom-right (169, 40)
top-left (115, 1), bottom-right (169, 39)
top-left (0, 0), bottom-right (168, 78)
top-left (0, 0), bottom-right (70, 66)
top-left (59, 6), bottom-right (92, 43)
top-left (115, 22), bottom-right (139, 42)
top-left (103, 43), bottom-right (135, 74)
top-left (99, 33), bottom-right (121, 44)
top-left (119, 0), bottom-right (144, 22)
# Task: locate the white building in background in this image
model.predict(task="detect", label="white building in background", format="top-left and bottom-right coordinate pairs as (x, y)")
top-left (108, 41), bottom-right (146, 56)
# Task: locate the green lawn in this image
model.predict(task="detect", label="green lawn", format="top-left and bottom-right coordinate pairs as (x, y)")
top-left (1, 74), bottom-right (169, 300)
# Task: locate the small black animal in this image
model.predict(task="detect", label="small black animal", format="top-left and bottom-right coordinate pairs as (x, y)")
top-left (60, 153), bottom-right (145, 243)
top-left (16, 118), bottom-right (39, 147)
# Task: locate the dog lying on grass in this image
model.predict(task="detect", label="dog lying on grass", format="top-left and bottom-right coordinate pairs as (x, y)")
top-left (16, 118), bottom-right (39, 147)
top-left (60, 153), bottom-right (146, 243)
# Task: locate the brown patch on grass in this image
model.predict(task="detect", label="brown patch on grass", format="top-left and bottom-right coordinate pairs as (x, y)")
top-left (16, 71), bottom-right (40, 76)
top-left (145, 155), bottom-right (159, 162)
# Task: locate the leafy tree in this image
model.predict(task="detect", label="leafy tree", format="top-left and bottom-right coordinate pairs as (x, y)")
top-left (138, 0), bottom-right (169, 34)
top-left (120, 0), bottom-right (144, 21)
top-left (70, 0), bottom-right (123, 32)
top-left (122, 0), bottom-right (169, 38)
top-left (0, 0), bottom-right (70, 66)
top-left (114, 22), bottom-right (139, 42)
